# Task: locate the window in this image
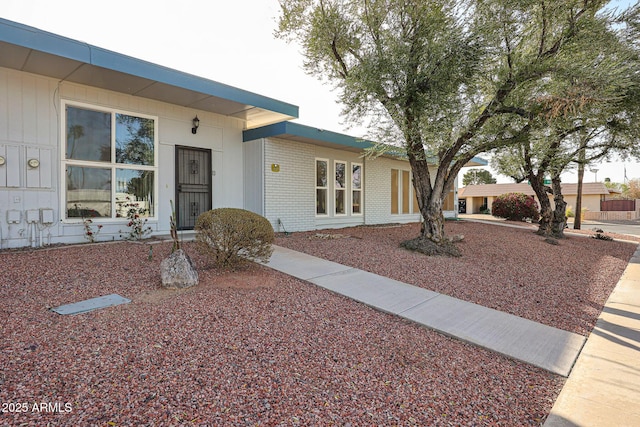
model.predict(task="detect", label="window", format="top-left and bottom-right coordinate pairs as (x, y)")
top-left (391, 169), bottom-right (399, 214)
top-left (335, 161), bottom-right (346, 215)
top-left (352, 163), bottom-right (362, 214)
top-left (316, 159), bottom-right (328, 215)
top-left (64, 103), bottom-right (157, 220)
top-left (402, 170), bottom-right (410, 214)
top-left (391, 168), bottom-right (418, 215)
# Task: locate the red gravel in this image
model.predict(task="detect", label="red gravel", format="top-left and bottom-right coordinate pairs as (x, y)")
top-left (1, 223), bottom-right (627, 425)
top-left (277, 221), bottom-right (637, 336)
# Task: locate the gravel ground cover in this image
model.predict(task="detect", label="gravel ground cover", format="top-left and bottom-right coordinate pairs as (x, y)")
top-left (0, 237), bottom-right (566, 426)
top-left (276, 221), bottom-right (637, 336)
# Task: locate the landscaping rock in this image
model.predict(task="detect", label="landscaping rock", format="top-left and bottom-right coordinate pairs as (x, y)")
top-left (160, 249), bottom-right (198, 289)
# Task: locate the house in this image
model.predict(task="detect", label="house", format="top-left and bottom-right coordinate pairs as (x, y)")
top-left (243, 122), bottom-right (486, 232)
top-left (458, 182), bottom-right (618, 214)
top-left (0, 18), bottom-right (485, 249)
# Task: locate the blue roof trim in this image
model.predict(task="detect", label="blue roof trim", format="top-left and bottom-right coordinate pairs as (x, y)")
top-left (469, 156), bottom-right (488, 166)
top-left (0, 18), bottom-right (90, 62)
top-left (243, 121), bottom-right (373, 149)
top-left (0, 18), bottom-right (299, 118)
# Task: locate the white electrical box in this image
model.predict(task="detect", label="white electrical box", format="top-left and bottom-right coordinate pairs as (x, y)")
top-left (40, 209), bottom-right (54, 224)
top-left (26, 209), bottom-right (40, 223)
top-left (7, 210), bottom-right (21, 224)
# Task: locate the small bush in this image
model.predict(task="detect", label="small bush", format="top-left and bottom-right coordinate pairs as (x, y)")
top-left (195, 208), bottom-right (274, 269)
top-left (491, 193), bottom-right (540, 222)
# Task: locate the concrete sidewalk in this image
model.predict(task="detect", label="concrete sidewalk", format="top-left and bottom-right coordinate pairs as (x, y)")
top-left (264, 245), bottom-right (585, 377)
top-left (544, 245), bottom-right (640, 426)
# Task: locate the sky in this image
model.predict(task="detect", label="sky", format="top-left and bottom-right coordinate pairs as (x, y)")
top-left (2, 0), bottom-right (638, 185)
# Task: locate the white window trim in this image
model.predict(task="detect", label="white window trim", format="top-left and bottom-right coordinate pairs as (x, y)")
top-left (334, 160), bottom-right (347, 216)
top-left (315, 158), bottom-right (329, 217)
top-left (351, 162), bottom-right (363, 216)
top-left (60, 100), bottom-right (159, 223)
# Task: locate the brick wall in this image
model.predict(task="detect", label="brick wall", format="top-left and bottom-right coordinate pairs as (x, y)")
top-left (264, 138), bottom-right (316, 232)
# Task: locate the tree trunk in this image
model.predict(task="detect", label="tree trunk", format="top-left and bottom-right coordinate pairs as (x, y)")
top-left (550, 176), bottom-right (567, 238)
top-left (529, 175), bottom-right (553, 236)
top-left (421, 196), bottom-right (445, 243)
top-left (574, 147), bottom-right (585, 230)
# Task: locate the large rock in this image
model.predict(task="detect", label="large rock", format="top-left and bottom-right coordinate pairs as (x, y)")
top-left (160, 249), bottom-right (198, 289)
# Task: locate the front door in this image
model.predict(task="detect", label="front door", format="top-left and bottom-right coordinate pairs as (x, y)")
top-left (458, 199), bottom-right (467, 214)
top-left (175, 146), bottom-right (212, 230)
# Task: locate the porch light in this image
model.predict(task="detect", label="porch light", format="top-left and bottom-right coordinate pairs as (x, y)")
top-left (191, 116), bottom-right (200, 134)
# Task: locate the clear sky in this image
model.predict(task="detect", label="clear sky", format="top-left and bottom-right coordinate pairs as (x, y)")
top-left (2, 0), bottom-right (638, 184)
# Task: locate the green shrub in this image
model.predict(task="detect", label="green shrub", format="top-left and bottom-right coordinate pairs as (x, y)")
top-left (565, 205), bottom-right (574, 218)
top-left (491, 193), bottom-right (540, 222)
top-left (195, 208), bottom-right (274, 269)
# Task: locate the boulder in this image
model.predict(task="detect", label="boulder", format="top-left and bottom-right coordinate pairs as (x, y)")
top-left (160, 249), bottom-right (198, 289)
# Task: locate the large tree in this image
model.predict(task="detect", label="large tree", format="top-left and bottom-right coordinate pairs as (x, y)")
top-left (277, 0), bottom-right (610, 253)
top-left (463, 169), bottom-right (497, 186)
top-left (491, 4), bottom-right (640, 237)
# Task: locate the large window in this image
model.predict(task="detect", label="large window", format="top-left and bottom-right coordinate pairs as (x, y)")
top-left (64, 103), bottom-right (157, 220)
top-left (316, 159), bottom-right (328, 215)
top-left (391, 168), bottom-right (417, 215)
top-left (352, 163), bottom-right (362, 215)
top-left (335, 161), bottom-right (346, 215)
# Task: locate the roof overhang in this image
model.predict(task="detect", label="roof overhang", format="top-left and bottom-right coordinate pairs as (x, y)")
top-left (244, 122), bottom-right (489, 168)
top-left (0, 18), bottom-right (298, 129)
top-left (243, 121), bottom-right (373, 153)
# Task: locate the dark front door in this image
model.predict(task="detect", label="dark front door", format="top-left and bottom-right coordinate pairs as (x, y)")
top-left (458, 199), bottom-right (467, 214)
top-left (175, 146), bottom-right (212, 230)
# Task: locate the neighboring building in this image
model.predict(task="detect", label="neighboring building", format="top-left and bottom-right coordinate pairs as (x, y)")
top-left (458, 182), bottom-right (618, 214)
top-left (0, 18), bottom-right (485, 249)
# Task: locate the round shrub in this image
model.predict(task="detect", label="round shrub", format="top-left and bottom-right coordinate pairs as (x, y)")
top-left (491, 193), bottom-right (540, 222)
top-left (195, 208), bottom-right (274, 269)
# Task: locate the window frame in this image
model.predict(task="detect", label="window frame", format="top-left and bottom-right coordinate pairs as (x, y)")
top-left (351, 162), bottom-right (363, 216)
top-left (334, 160), bottom-right (347, 216)
top-left (61, 100), bottom-right (159, 223)
top-left (315, 158), bottom-right (329, 216)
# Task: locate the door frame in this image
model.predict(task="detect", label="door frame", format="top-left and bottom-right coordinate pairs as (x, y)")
top-left (174, 145), bottom-right (212, 230)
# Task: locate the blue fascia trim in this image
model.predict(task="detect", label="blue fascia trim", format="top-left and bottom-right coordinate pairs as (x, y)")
top-left (243, 121), bottom-right (373, 150)
top-left (469, 156), bottom-right (488, 166)
top-left (0, 18), bottom-right (90, 62)
top-left (0, 18), bottom-right (299, 118)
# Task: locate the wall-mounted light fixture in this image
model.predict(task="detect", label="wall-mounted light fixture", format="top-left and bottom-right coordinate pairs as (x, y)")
top-left (27, 158), bottom-right (40, 168)
top-left (0, 155), bottom-right (5, 166)
top-left (192, 116), bottom-right (200, 134)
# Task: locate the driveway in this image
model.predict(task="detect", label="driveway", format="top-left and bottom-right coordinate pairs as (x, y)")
top-left (459, 213), bottom-right (640, 237)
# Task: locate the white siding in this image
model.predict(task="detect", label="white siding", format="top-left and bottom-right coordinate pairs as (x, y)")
top-left (243, 139), bottom-right (264, 216)
top-left (0, 66), bottom-right (246, 248)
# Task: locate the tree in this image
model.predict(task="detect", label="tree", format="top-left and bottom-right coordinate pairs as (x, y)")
top-left (491, 5), bottom-right (640, 237)
top-left (463, 169), bottom-right (497, 186)
top-left (277, 0), bottom-right (613, 253)
top-left (625, 178), bottom-right (640, 199)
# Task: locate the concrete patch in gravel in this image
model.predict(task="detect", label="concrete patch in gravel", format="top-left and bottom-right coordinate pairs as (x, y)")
top-left (51, 293), bottom-right (131, 315)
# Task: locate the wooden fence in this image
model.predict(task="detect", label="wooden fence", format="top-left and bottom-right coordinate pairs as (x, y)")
top-left (601, 199), bottom-right (636, 212)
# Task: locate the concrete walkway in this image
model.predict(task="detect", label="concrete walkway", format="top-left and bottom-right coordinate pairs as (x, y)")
top-left (264, 245), bottom-right (585, 377)
top-left (544, 245), bottom-right (640, 426)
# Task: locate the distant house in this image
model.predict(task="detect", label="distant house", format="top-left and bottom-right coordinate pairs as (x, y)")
top-left (458, 182), bottom-right (619, 214)
top-left (0, 18), bottom-right (485, 249)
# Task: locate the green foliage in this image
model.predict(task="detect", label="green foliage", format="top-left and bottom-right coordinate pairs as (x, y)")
top-left (195, 208), bottom-right (274, 269)
top-left (277, 0), bottom-right (616, 244)
top-left (565, 205), bottom-right (574, 218)
top-left (169, 200), bottom-right (181, 253)
top-left (492, 193), bottom-right (540, 222)
top-left (463, 169), bottom-right (497, 186)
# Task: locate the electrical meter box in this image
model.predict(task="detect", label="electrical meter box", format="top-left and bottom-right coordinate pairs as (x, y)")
top-left (26, 210), bottom-right (40, 223)
top-left (7, 210), bottom-right (21, 224)
top-left (40, 209), bottom-right (54, 224)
